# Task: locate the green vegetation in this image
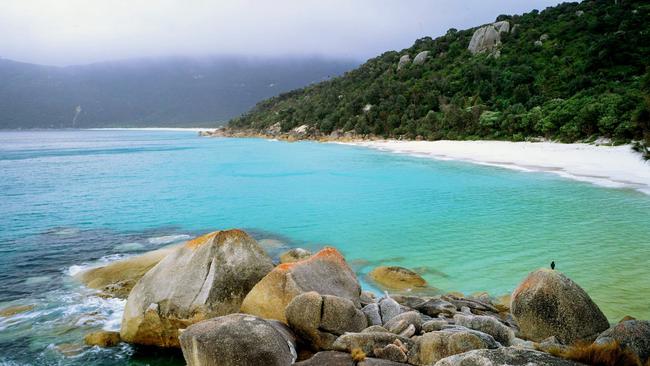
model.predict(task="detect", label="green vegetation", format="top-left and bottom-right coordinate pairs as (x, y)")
top-left (230, 0), bottom-right (650, 145)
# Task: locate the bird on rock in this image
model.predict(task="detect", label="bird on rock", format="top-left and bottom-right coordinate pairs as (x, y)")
top-left (550, 261), bottom-right (555, 270)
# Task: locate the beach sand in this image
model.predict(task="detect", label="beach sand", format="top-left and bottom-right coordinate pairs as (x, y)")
top-left (339, 140), bottom-right (650, 194)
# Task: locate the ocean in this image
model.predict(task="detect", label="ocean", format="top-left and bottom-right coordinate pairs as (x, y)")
top-left (0, 129), bottom-right (648, 365)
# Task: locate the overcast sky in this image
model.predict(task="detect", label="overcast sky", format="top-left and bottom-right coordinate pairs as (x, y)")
top-left (0, 0), bottom-right (563, 66)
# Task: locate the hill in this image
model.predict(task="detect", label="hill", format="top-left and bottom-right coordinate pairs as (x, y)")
top-left (0, 56), bottom-right (357, 129)
top-left (228, 0), bottom-right (650, 146)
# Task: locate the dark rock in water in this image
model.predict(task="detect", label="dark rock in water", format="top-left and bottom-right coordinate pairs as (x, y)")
top-left (240, 247), bottom-right (361, 323)
top-left (595, 320), bottom-right (650, 363)
top-left (369, 266), bottom-right (427, 290)
top-left (332, 332), bottom-right (415, 358)
top-left (179, 313), bottom-right (296, 366)
top-left (286, 291), bottom-right (367, 350)
top-left (435, 347), bottom-right (585, 366)
top-left (510, 268), bottom-right (609, 344)
top-left (414, 298), bottom-right (457, 318)
top-left (407, 328), bottom-right (499, 365)
top-left (120, 230), bottom-right (274, 347)
top-left (384, 311), bottom-right (422, 334)
top-left (279, 248), bottom-right (312, 263)
top-left (84, 331), bottom-right (121, 347)
top-left (454, 313), bottom-right (514, 346)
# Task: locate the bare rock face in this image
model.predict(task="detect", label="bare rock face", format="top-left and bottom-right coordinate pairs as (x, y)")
top-left (413, 51), bottom-right (430, 65)
top-left (179, 313), bottom-right (296, 366)
top-left (369, 266), bottom-right (427, 290)
top-left (240, 247), bottom-right (361, 323)
top-left (286, 291), bottom-right (367, 350)
top-left (434, 347), bottom-right (585, 366)
top-left (397, 55), bottom-right (411, 70)
top-left (84, 331), bottom-right (121, 347)
top-left (453, 313), bottom-right (515, 346)
top-left (332, 332), bottom-right (415, 358)
top-left (120, 230), bottom-right (274, 347)
top-left (468, 21), bottom-right (510, 54)
top-left (510, 268), bottom-right (609, 344)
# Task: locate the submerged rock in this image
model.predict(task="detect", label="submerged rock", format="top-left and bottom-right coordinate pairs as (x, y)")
top-left (0, 304), bottom-right (35, 317)
top-left (120, 229), bottom-right (274, 347)
top-left (510, 268), bottom-right (609, 344)
top-left (434, 347), bottom-right (584, 366)
top-left (595, 320), bottom-right (650, 363)
top-left (84, 331), bottom-right (121, 347)
top-left (369, 266), bottom-right (427, 290)
top-left (280, 248), bottom-right (312, 263)
top-left (286, 291), bottom-right (367, 350)
top-left (240, 247), bottom-right (361, 322)
top-left (179, 313), bottom-right (296, 366)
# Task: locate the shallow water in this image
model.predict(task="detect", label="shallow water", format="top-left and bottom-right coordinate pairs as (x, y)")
top-left (0, 130), bottom-right (649, 365)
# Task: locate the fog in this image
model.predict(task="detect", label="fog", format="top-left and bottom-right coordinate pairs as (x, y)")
top-left (1, 0), bottom-right (562, 66)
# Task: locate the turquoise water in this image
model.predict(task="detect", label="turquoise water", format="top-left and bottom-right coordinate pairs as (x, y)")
top-left (0, 130), bottom-right (649, 365)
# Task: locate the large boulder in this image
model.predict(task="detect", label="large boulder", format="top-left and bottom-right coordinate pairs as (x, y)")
top-left (453, 313), bottom-right (515, 346)
top-left (413, 51), bottom-right (430, 65)
top-left (179, 313), bottom-right (296, 366)
top-left (75, 244), bottom-right (180, 298)
top-left (468, 21), bottom-right (510, 54)
top-left (434, 347), bottom-right (585, 366)
top-left (397, 55), bottom-right (411, 70)
top-left (369, 266), bottom-right (427, 290)
top-left (595, 320), bottom-right (650, 363)
top-left (120, 229), bottom-right (274, 347)
top-left (408, 329), bottom-right (499, 365)
top-left (286, 291), bottom-right (367, 350)
top-left (240, 247), bottom-right (361, 322)
top-left (510, 269), bottom-right (609, 344)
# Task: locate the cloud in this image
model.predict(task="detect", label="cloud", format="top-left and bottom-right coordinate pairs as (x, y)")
top-left (0, 0), bottom-right (562, 66)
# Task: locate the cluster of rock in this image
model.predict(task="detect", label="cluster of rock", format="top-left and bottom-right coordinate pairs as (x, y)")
top-left (77, 229), bottom-right (650, 366)
top-left (396, 51), bottom-right (430, 71)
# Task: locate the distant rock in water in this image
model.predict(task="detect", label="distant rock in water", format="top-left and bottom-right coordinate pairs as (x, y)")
top-left (510, 268), bottom-right (609, 344)
top-left (240, 247), bottom-right (361, 323)
top-left (179, 313), bottom-right (296, 366)
top-left (280, 248), bottom-right (312, 263)
top-left (468, 21), bottom-right (511, 54)
top-left (369, 266), bottom-right (427, 290)
top-left (120, 229), bottom-right (274, 347)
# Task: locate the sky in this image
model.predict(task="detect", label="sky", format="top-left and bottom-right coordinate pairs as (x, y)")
top-left (0, 0), bottom-right (563, 66)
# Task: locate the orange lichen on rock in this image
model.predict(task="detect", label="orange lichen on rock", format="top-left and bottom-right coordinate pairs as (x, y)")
top-left (185, 229), bottom-right (250, 249)
top-left (276, 247), bottom-right (343, 271)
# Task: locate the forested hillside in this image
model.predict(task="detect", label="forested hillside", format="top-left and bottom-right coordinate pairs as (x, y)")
top-left (229, 0), bottom-right (650, 145)
top-left (0, 56), bottom-right (356, 129)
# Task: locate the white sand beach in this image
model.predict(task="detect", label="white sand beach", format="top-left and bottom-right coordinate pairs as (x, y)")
top-left (341, 140), bottom-right (650, 194)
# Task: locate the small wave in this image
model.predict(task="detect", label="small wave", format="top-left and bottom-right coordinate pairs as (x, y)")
top-left (24, 276), bottom-right (51, 285)
top-left (50, 228), bottom-right (80, 236)
top-left (147, 234), bottom-right (190, 245)
top-left (113, 242), bottom-right (144, 252)
top-left (66, 254), bottom-right (127, 277)
top-left (67, 264), bottom-right (90, 277)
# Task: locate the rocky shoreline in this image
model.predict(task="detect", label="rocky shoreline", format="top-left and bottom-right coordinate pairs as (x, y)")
top-left (70, 229), bottom-right (650, 366)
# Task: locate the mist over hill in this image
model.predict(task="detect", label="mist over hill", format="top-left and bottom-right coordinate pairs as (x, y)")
top-left (0, 56), bottom-right (357, 129)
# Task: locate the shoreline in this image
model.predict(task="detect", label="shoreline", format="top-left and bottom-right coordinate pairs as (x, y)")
top-left (334, 140), bottom-right (650, 195)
